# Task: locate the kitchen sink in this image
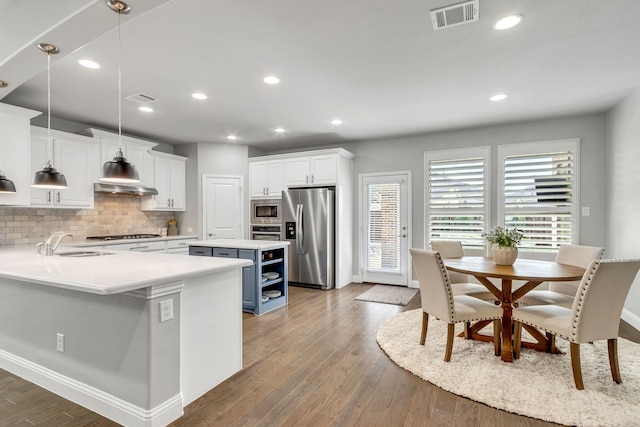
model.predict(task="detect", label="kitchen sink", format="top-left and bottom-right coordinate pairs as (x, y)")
top-left (56, 251), bottom-right (115, 257)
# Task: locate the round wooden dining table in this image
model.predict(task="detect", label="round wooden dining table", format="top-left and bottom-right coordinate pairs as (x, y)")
top-left (444, 256), bottom-right (585, 362)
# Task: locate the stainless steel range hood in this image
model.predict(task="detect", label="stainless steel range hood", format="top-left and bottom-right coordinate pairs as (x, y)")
top-left (94, 182), bottom-right (158, 196)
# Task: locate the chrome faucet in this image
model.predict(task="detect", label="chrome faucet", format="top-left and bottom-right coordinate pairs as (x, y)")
top-left (36, 232), bottom-right (74, 256)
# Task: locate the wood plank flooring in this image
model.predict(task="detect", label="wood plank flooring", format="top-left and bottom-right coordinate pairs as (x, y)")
top-left (1, 283), bottom-right (639, 426)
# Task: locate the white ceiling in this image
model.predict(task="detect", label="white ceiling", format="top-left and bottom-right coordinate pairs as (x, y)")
top-left (2, 0), bottom-right (640, 151)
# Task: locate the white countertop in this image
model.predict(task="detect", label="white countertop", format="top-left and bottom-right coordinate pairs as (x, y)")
top-left (69, 235), bottom-right (198, 247)
top-left (189, 239), bottom-right (290, 250)
top-left (0, 246), bottom-right (251, 295)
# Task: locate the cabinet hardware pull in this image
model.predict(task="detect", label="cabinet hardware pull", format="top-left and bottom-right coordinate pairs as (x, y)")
top-left (311, 174), bottom-right (314, 183)
top-left (306, 175), bottom-right (309, 184)
top-left (47, 191), bottom-right (51, 203)
top-left (56, 192), bottom-right (60, 203)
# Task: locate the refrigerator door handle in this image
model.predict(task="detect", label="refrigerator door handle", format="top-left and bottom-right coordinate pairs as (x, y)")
top-left (296, 203), bottom-right (304, 254)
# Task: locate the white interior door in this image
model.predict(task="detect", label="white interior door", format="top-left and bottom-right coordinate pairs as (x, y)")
top-left (203, 175), bottom-right (243, 239)
top-left (361, 172), bottom-right (411, 286)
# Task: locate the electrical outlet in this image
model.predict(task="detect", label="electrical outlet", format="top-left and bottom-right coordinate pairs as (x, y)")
top-left (56, 333), bottom-right (64, 352)
top-left (187, 227), bottom-right (193, 233)
top-left (581, 207), bottom-right (590, 216)
top-left (160, 299), bottom-right (174, 322)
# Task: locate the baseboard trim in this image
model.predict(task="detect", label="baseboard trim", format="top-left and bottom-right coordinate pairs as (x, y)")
top-left (351, 274), bottom-right (363, 284)
top-left (622, 308), bottom-right (640, 332)
top-left (410, 279), bottom-right (419, 289)
top-left (0, 349), bottom-right (183, 426)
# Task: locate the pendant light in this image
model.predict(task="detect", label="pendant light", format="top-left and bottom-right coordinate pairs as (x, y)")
top-left (32, 43), bottom-right (67, 189)
top-left (0, 169), bottom-right (16, 193)
top-left (100, 0), bottom-right (140, 183)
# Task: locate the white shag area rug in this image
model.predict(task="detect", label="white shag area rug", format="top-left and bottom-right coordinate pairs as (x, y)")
top-left (377, 309), bottom-right (640, 427)
top-left (355, 285), bottom-right (419, 306)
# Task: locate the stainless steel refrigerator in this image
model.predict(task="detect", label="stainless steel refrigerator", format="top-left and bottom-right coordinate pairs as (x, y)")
top-left (282, 188), bottom-right (335, 289)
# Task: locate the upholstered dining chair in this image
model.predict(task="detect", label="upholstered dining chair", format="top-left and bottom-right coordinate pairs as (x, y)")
top-left (429, 241), bottom-right (495, 301)
top-left (518, 244), bottom-right (604, 308)
top-left (410, 248), bottom-right (503, 362)
top-left (512, 259), bottom-right (640, 390)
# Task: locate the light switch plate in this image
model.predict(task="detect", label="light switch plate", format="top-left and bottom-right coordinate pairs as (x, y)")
top-left (581, 207), bottom-right (590, 216)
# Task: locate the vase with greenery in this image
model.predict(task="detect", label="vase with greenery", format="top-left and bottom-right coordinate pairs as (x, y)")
top-left (482, 226), bottom-right (524, 265)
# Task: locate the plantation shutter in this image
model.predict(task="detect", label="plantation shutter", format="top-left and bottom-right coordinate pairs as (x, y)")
top-left (425, 147), bottom-right (490, 249)
top-left (498, 139), bottom-right (579, 252)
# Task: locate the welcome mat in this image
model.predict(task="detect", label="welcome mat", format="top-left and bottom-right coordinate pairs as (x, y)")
top-left (355, 284), bottom-right (419, 306)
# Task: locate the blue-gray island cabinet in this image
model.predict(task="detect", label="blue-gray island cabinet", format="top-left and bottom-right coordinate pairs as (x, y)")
top-left (188, 239), bottom-right (289, 315)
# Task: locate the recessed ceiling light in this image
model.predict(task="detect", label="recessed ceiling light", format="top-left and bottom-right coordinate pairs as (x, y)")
top-left (331, 119), bottom-right (343, 125)
top-left (274, 127), bottom-right (286, 133)
top-left (78, 59), bottom-right (101, 69)
top-left (494, 14), bottom-right (523, 30)
top-left (263, 75), bottom-right (281, 85)
top-left (490, 94), bottom-right (507, 102)
top-left (192, 92), bottom-right (207, 100)
top-left (139, 106), bottom-right (154, 112)
top-left (226, 135), bottom-right (238, 141)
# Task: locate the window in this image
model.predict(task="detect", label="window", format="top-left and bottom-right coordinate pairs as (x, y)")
top-left (425, 147), bottom-right (490, 249)
top-left (497, 139), bottom-right (579, 253)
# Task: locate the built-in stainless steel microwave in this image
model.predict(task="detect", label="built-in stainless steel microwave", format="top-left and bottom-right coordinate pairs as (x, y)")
top-left (250, 198), bottom-right (281, 224)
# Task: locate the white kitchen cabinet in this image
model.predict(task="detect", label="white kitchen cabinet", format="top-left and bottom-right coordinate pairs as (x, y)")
top-left (30, 127), bottom-right (99, 208)
top-left (79, 128), bottom-right (157, 186)
top-left (141, 152), bottom-right (186, 211)
top-left (284, 154), bottom-right (337, 187)
top-left (248, 160), bottom-right (284, 198)
top-left (0, 104), bottom-right (40, 206)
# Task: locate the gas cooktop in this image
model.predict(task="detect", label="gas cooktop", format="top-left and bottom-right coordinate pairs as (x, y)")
top-left (86, 234), bottom-right (161, 241)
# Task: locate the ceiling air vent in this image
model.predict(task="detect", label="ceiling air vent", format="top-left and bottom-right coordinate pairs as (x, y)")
top-left (125, 92), bottom-right (157, 104)
top-left (430, 0), bottom-right (479, 31)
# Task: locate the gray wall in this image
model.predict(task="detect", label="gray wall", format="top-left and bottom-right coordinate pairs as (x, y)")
top-left (276, 113), bottom-right (608, 274)
top-left (175, 142), bottom-right (249, 239)
top-left (607, 85), bottom-right (640, 328)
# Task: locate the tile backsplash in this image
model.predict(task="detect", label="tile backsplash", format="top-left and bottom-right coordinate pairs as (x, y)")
top-left (0, 193), bottom-right (177, 246)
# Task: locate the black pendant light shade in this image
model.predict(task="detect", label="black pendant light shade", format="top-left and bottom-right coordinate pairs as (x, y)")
top-left (100, 149), bottom-right (140, 183)
top-left (0, 169), bottom-right (16, 193)
top-left (32, 160), bottom-right (68, 189)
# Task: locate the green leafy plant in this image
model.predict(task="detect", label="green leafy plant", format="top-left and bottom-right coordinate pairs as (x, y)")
top-left (482, 226), bottom-right (523, 248)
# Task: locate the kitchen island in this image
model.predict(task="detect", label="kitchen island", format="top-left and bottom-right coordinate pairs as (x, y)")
top-left (189, 239), bottom-right (289, 315)
top-left (0, 246), bottom-right (251, 427)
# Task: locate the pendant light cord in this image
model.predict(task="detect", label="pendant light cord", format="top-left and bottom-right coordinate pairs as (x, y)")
top-left (47, 52), bottom-right (51, 150)
top-left (118, 10), bottom-right (123, 151)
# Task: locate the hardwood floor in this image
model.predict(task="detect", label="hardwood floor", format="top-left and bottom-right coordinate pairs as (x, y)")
top-left (1, 283), bottom-right (639, 426)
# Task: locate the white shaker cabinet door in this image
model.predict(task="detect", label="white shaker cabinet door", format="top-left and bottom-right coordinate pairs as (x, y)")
top-left (53, 136), bottom-right (98, 207)
top-left (309, 155), bottom-right (337, 186)
top-left (169, 158), bottom-right (186, 210)
top-left (284, 157), bottom-right (310, 187)
top-left (153, 156), bottom-right (172, 209)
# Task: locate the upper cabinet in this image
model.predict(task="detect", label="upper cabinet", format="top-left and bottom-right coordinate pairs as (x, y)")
top-left (141, 152), bottom-right (186, 211)
top-left (249, 160), bottom-right (284, 198)
top-left (30, 127), bottom-right (100, 208)
top-left (0, 104), bottom-right (40, 206)
top-left (284, 154), bottom-right (337, 187)
top-left (78, 128), bottom-right (157, 186)
top-left (248, 149), bottom-right (352, 199)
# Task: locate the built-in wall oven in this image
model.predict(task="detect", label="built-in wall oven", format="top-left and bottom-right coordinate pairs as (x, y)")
top-left (251, 224), bottom-right (282, 241)
top-left (250, 198), bottom-right (282, 241)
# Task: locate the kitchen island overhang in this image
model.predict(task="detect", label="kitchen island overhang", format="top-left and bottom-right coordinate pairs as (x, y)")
top-left (0, 248), bottom-right (251, 427)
